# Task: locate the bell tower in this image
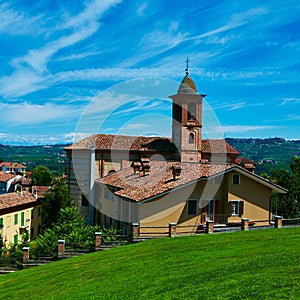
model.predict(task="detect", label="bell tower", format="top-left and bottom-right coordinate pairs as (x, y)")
top-left (169, 59), bottom-right (206, 162)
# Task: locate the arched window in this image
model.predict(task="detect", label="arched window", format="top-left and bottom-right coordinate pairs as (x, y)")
top-left (188, 103), bottom-right (196, 121)
top-left (189, 133), bottom-right (195, 144)
top-left (107, 169), bottom-right (116, 175)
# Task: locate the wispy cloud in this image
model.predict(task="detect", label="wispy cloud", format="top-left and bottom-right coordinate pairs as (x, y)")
top-left (0, 3), bottom-right (45, 35)
top-left (222, 125), bottom-right (276, 134)
top-left (0, 102), bottom-right (80, 126)
top-left (0, 0), bottom-right (122, 98)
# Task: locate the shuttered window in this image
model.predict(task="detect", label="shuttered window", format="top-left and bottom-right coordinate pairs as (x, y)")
top-left (230, 200), bottom-right (244, 216)
top-left (21, 212), bottom-right (25, 226)
top-left (14, 214), bottom-right (18, 225)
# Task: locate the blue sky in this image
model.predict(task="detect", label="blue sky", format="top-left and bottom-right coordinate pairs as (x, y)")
top-left (0, 0), bottom-right (299, 145)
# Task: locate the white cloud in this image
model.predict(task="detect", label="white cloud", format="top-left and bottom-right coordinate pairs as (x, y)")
top-left (0, 102), bottom-right (80, 126)
top-left (222, 125), bottom-right (276, 134)
top-left (0, 0), bottom-right (122, 97)
top-left (0, 3), bottom-right (44, 35)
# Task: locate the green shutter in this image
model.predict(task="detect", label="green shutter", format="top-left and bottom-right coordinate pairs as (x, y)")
top-left (14, 214), bottom-right (18, 225)
top-left (14, 234), bottom-right (18, 244)
top-left (21, 212), bottom-right (25, 226)
top-left (0, 218), bottom-right (3, 229)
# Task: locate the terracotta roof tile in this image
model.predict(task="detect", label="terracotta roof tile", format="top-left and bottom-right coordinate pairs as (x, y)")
top-left (98, 161), bottom-right (232, 202)
top-left (201, 139), bottom-right (240, 154)
top-left (0, 171), bottom-right (19, 182)
top-left (65, 134), bottom-right (177, 152)
top-left (0, 162), bottom-right (26, 169)
top-left (0, 192), bottom-right (38, 211)
top-left (66, 134), bottom-right (239, 155)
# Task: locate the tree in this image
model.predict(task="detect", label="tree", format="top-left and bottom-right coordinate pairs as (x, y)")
top-left (42, 177), bottom-right (72, 228)
top-left (30, 165), bottom-right (53, 186)
top-left (271, 158), bottom-right (300, 218)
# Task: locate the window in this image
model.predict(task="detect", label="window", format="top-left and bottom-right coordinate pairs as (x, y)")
top-left (187, 199), bottom-right (198, 215)
top-left (188, 103), bottom-right (196, 120)
top-left (14, 214), bottom-right (18, 225)
top-left (21, 212), bottom-right (25, 226)
top-left (232, 174), bottom-right (240, 185)
top-left (231, 200), bottom-right (244, 216)
top-left (38, 207), bottom-right (41, 216)
top-left (189, 133), bottom-right (195, 144)
top-left (0, 218), bottom-right (3, 229)
top-left (81, 194), bottom-right (89, 207)
top-left (206, 200), bottom-right (215, 221)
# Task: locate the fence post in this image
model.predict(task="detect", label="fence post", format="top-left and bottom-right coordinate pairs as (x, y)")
top-left (58, 240), bottom-right (65, 257)
top-left (169, 223), bottom-right (177, 237)
top-left (22, 247), bottom-right (30, 263)
top-left (274, 216), bottom-right (283, 228)
top-left (206, 220), bottom-right (214, 234)
top-left (132, 223), bottom-right (140, 240)
top-left (95, 232), bottom-right (102, 249)
top-left (241, 218), bottom-right (249, 231)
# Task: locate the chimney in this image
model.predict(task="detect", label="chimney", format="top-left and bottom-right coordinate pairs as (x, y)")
top-left (131, 162), bottom-right (141, 174)
top-left (171, 165), bottom-right (181, 180)
top-left (141, 158), bottom-right (150, 176)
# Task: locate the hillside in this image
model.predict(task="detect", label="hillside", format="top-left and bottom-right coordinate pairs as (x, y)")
top-left (226, 137), bottom-right (300, 174)
top-left (0, 144), bottom-right (69, 174)
top-left (0, 227), bottom-right (299, 299)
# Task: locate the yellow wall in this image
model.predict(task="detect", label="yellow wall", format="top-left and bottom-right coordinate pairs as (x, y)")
top-left (0, 205), bottom-right (42, 245)
top-left (97, 169), bottom-right (275, 235)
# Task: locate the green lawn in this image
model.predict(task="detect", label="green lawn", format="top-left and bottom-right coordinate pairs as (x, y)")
top-left (0, 227), bottom-right (299, 300)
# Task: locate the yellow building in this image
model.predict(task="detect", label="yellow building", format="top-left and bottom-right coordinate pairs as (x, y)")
top-left (98, 160), bottom-right (287, 234)
top-left (0, 192), bottom-right (42, 245)
top-left (66, 66), bottom-right (287, 230)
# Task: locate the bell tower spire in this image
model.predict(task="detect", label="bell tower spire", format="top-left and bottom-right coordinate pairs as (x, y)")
top-left (169, 61), bottom-right (206, 162)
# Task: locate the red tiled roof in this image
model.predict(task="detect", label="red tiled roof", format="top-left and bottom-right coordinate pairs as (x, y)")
top-left (201, 140), bottom-right (240, 155)
top-left (32, 186), bottom-right (49, 198)
top-left (0, 192), bottom-right (38, 212)
top-left (65, 134), bottom-right (177, 152)
top-left (66, 134), bottom-right (239, 155)
top-left (0, 162), bottom-right (26, 169)
top-left (235, 157), bottom-right (256, 165)
top-left (0, 171), bottom-right (18, 182)
top-left (98, 161), bottom-right (232, 202)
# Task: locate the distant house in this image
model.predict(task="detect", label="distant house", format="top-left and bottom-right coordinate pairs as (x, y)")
top-left (0, 191), bottom-right (42, 245)
top-left (32, 186), bottom-right (49, 199)
top-left (0, 172), bottom-right (22, 194)
top-left (0, 162), bottom-right (26, 174)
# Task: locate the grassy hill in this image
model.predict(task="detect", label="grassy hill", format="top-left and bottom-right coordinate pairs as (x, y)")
top-left (0, 227), bottom-right (299, 299)
top-left (226, 138), bottom-right (300, 174)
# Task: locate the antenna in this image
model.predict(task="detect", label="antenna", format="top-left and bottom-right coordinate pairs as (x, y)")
top-left (185, 57), bottom-right (189, 75)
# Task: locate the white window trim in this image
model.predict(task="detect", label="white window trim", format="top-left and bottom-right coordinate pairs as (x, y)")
top-left (231, 200), bottom-right (241, 216)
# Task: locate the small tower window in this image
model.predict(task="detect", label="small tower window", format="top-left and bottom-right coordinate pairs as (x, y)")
top-left (188, 103), bottom-right (196, 121)
top-left (189, 133), bottom-right (195, 144)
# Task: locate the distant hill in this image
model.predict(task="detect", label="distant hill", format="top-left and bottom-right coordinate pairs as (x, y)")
top-left (0, 144), bottom-right (69, 174)
top-left (226, 137), bottom-right (300, 174)
top-left (0, 138), bottom-right (299, 175)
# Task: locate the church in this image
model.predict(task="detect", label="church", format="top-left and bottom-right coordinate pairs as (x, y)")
top-left (65, 66), bottom-right (286, 233)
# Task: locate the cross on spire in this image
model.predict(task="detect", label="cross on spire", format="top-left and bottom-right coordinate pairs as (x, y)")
top-left (185, 57), bottom-right (189, 75)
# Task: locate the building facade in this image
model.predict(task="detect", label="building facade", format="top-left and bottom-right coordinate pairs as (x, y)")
top-left (65, 68), bottom-right (286, 228)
